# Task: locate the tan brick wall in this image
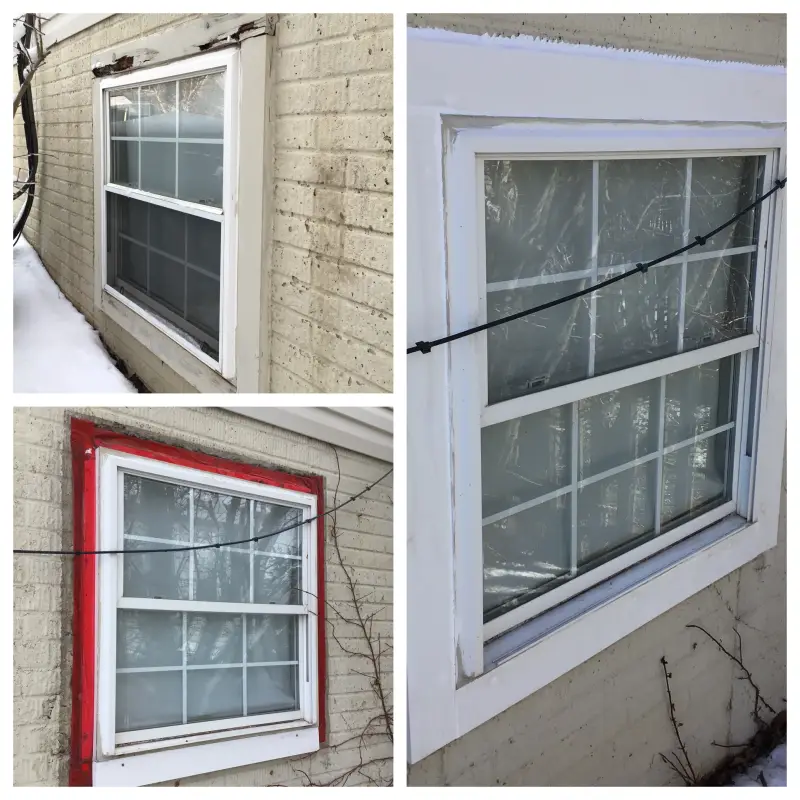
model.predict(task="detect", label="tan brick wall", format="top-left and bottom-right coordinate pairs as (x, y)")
top-left (13, 407), bottom-right (393, 786)
top-left (15, 13), bottom-right (394, 393)
top-left (269, 14), bottom-right (393, 392)
top-left (408, 13), bottom-right (786, 66)
top-left (407, 13), bottom-right (786, 787)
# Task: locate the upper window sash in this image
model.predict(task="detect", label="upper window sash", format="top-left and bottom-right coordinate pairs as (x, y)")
top-left (95, 448), bottom-right (318, 758)
top-left (97, 48), bottom-right (239, 379)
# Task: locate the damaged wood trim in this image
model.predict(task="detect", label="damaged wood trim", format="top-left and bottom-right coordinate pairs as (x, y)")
top-left (91, 14), bottom-right (276, 78)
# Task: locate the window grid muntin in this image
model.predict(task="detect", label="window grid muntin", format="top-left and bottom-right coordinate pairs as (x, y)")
top-left (103, 65), bottom-right (227, 364)
top-left (479, 152), bottom-right (767, 409)
top-left (110, 462), bottom-right (312, 745)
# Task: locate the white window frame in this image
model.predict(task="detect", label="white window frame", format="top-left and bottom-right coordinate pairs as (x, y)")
top-left (94, 448), bottom-right (319, 782)
top-left (96, 49), bottom-right (240, 379)
top-left (407, 28), bottom-right (787, 764)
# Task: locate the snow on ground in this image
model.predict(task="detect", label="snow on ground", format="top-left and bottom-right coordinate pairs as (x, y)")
top-left (14, 236), bottom-right (136, 393)
top-left (731, 742), bottom-right (786, 787)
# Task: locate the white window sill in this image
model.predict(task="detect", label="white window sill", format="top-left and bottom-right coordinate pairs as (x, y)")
top-left (448, 516), bottom-right (774, 758)
top-left (93, 724), bottom-right (319, 787)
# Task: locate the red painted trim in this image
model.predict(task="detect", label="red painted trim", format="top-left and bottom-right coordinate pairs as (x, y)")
top-left (67, 419), bottom-right (327, 778)
top-left (69, 419), bottom-right (98, 786)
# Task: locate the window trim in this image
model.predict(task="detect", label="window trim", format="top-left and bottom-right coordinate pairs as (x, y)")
top-left (69, 419), bottom-right (327, 786)
top-left (406, 28), bottom-right (786, 765)
top-left (96, 48), bottom-right (240, 380)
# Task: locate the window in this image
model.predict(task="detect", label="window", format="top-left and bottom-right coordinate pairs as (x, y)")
top-left (480, 154), bottom-right (765, 639)
top-left (70, 420), bottom-right (324, 786)
top-left (407, 29), bottom-right (786, 765)
top-left (98, 50), bottom-right (238, 376)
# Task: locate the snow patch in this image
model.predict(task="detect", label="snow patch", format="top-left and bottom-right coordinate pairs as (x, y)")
top-left (14, 236), bottom-right (137, 393)
top-left (731, 742), bottom-right (787, 787)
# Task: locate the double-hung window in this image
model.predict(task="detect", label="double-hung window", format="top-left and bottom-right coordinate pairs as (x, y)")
top-left (406, 28), bottom-right (786, 764)
top-left (71, 421), bottom-right (322, 786)
top-left (98, 49), bottom-right (238, 376)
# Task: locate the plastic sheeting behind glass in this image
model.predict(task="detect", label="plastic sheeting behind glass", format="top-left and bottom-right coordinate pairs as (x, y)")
top-left (483, 156), bottom-right (763, 405)
top-left (482, 357), bottom-right (737, 623)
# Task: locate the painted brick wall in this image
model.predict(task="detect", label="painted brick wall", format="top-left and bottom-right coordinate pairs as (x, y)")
top-left (15, 13), bottom-right (393, 393)
top-left (407, 13), bottom-right (786, 787)
top-left (269, 14), bottom-right (393, 393)
top-left (13, 407), bottom-right (393, 787)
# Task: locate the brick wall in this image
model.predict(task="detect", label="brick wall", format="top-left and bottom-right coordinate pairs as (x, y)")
top-left (14, 13), bottom-right (394, 393)
top-left (13, 407), bottom-right (393, 786)
top-left (270, 14), bottom-right (393, 392)
top-left (407, 13), bottom-right (786, 787)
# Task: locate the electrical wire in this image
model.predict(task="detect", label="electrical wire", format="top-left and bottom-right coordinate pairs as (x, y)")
top-left (408, 176), bottom-right (787, 355)
top-left (13, 466), bottom-right (393, 557)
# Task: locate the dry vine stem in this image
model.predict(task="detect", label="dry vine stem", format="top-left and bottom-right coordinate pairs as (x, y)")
top-left (291, 446), bottom-right (392, 787)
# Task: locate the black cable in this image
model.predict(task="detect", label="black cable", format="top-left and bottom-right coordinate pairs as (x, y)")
top-left (408, 176), bottom-right (787, 355)
top-left (13, 466), bottom-right (393, 557)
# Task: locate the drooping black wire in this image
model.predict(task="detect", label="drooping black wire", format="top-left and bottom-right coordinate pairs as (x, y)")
top-left (408, 176), bottom-right (787, 356)
top-left (13, 466), bottom-right (393, 557)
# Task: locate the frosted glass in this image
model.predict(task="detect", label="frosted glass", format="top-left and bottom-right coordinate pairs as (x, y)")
top-left (487, 281), bottom-right (591, 403)
top-left (123, 474), bottom-right (189, 542)
top-left (116, 610), bottom-right (182, 668)
top-left (579, 379), bottom-right (660, 479)
top-left (116, 672), bottom-right (182, 732)
top-left (483, 494), bottom-right (571, 618)
top-left (186, 613), bottom-right (243, 665)
top-left (247, 616), bottom-right (297, 663)
top-left (577, 462), bottom-right (657, 567)
top-left (247, 666), bottom-right (299, 714)
top-left (664, 358), bottom-right (734, 447)
top-left (481, 405), bottom-right (571, 520)
top-left (662, 431), bottom-right (731, 528)
top-left (253, 556), bottom-right (301, 605)
top-left (187, 669), bottom-right (242, 723)
top-left (484, 159), bottom-right (592, 282)
top-left (255, 502), bottom-right (302, 556)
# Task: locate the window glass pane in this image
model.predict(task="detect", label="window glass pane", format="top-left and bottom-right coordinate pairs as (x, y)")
top-left (194, 549), bottom-right (250, 603)
top-left (140, 80), bottom-right (177, 138)
top-left (597, 158), bottom-right (686, 268)
top-left (578, 379), bottom-right (660, 479)
top-left (179, 73), bottom-right (225, 138)
top-left (106, 194), bottom-right (222, 357)
top-left (109, 88), bottom-right (139, 136)
top-left (594, 264), bottom-right (682, 375)
top-left (662, 430), bottom-right (732, 528)
top-left (141, 141), bottom-right (176, 197)
top-left (690, 156), bottom-right (763, 254)
top-left (117, 610), bottom-right (182, 668)
top-left (254, 556), bottom-right (302, 605)
top-left (116, 672), bottom-right (182, 732)
top-left (484, 160), bottom-right (592, 283)
top-left (488, 282), bottom-right (590, 403)
top-left (123, 474), bottom-right (190, 542)
top-left (577, 461), bottom-right (657, 567)
top-left (186, 269), bottom-right (220, 338)
top-left (483, 495), bottom-right (571, 619)
top-left (247, 616), bottom-right (298, 663)
top-left (247, 666), bottom-right (299, 714)
top-left (481, 405), bottom-right (570, 520)
top-left (187, 669), bottom-right (242, 723)
top-left (683, 254), bottom-right (753, 351)
top-left (178, 142), bottom-right (223, 206)
top-left (123, 538), bottom-right (190, 600)
top-left (186, 613), bottom-right (243, 665)
top-left (194, 490), bottom-right (251, 545)
top-left (111, 139), bottom-right (139, 187)
top-left (664, 358), bottom-right (735, 446)
top-left (254, 502), bottom-right (302, 556)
